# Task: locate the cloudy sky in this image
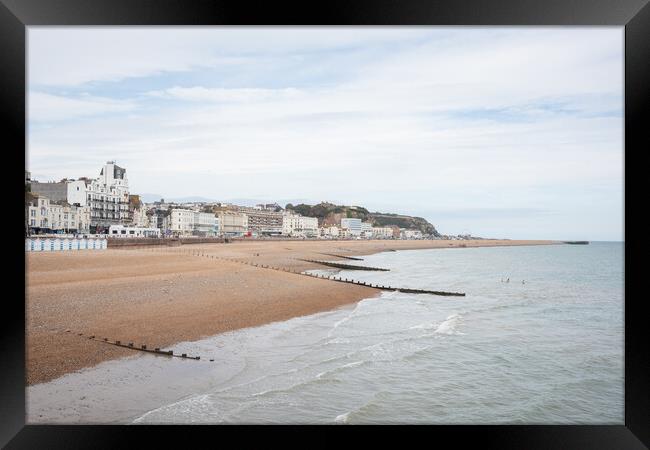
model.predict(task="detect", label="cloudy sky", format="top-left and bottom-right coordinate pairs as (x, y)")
top-left (27, 27), bottom-right (623, 240)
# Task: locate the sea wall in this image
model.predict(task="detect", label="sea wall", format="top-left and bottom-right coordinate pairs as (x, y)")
top-left (107, 237), bottom-right (227, 248)
top-left (107, 238), bottom-right (180, 248)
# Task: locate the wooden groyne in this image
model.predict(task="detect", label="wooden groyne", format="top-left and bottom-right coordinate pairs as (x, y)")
top-left (318, 253), bottom-right (364, 261)
top-left (147, 248), bottom-right (465, 297)
top-left (299, 259), bottom-right (390, 271)
top-left (57, 248), bottom-right (463, 367)
top-left (67, 330), bottom-right (206, 361)
top-left (301, 272), bottom-right (466, 296)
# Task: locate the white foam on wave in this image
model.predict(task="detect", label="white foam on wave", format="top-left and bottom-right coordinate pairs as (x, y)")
top-left (325, 337), bottom-right (351, 345)
top-left (327, 305), bottom-right (360, 337)
top-left (434, 313), bottom-right (464, 335)
top-left (132, 393), bottom-right (211, 423)
top-left (316, 360), bottom-right (365, 380)
top-left (409, 313), bottom-right (465, 335)
top-left (342, 360), bottom-right (364, 369)
top-left (334, 411), bottom-right (351, 424)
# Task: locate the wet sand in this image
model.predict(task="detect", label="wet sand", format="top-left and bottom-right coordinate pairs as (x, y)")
top-left (26, 239), bottom-right (557, 385)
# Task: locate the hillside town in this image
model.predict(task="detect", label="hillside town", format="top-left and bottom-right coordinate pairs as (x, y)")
top-left (25, 161), bottom-right (467, 241)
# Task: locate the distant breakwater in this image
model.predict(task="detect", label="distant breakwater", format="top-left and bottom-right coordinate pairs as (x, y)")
top-left (317, 253), bottom-right (365, 261)
top-left (299, 259), bottom-right (390, 271)
top-left (118, 246), bottom-right (466, 297)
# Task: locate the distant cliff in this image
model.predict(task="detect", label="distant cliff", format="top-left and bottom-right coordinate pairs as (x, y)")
top-left (285, 202), bottom-right (440, 237)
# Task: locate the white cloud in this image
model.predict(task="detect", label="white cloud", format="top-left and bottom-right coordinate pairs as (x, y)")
top-left (27, 27), bottom-right (624, 239)
top-left (27, 27), bottom-right (432, 87)
top-left (28, 92), bottom-right (136, 122)
top-left (147, 86), bottom-right (303, 103)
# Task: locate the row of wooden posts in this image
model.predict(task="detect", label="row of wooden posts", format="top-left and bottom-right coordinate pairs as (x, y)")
top-left (169, 248), bottom-right (466, 297)
top-left (66, 329), bottom-right (211, 362)
top-left (68, 245), bottom-right (464, 362)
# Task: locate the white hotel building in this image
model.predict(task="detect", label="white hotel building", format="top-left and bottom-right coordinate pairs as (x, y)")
top-left (170, 209), bottom-right (194, 236)
top-left (27, 196), bottom-right (91, 234)
top-left (372, 226), bottom-right (394, 239)
top-left (85, 162), bottom-right (130, 231)
top-left (170, 209), bottom-right (219, 237)
top-left (193, 211), bottom-right (219, 237)
top-left (361, 221), bottom-right (373, 238)
top-left (282, 213), bottom-right (319, 237)
top-left (30, 161), bottom-right (131, 233)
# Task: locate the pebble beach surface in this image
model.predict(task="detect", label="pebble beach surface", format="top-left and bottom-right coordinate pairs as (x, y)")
top-left (26, 239), bottom-right (555, 385)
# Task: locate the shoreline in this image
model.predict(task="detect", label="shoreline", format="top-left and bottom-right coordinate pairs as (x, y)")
top-left (26, 239), bottom-right (558, 385)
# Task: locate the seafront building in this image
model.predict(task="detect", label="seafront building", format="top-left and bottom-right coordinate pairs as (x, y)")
top-left (319, 225), bottom-right (340, 238)
top-left (85, 162), bottom-right (131, 232)
top-left (372, 226), bottom-right (394, 239)
top-left (282, 213), bottom-right (319, 237)
top-left (146, 207), bottom-right (171, 236)
top-left (401, 229), bottom-right (423, 239)
top-left (238, 205), bottom-right (284, 235)
top-left (30, 179), bottom-right (86, 205)
top-left (127, 195), bottom-right (148, 228)
top-left (361, 221), bottom-right (373, 238)
top-left (27, 196), bottom-right (91, 234)
top-left (326, 226), bottom-right (340, 237)
top-left (168, 209), bottom-right (219, 237)
top-left (26, 160), bottom-right (437, 240)
top-left (30, 161), bottom-right (131, 233)
top-left (217, 210), bottom-right (248, 236)
top-left (193, 211), bottom-right (219, 237)
top-left (340, 218), bottom-right (362, 237)
top-left (170, 209), bottom-right (195, 236)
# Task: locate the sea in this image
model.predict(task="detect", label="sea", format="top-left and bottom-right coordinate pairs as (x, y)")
top-left (27, 242), bottom-right (624, 424)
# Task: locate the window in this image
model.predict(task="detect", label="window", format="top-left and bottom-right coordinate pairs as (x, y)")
top-left (112, 230), bottom-right (118, 234)
top-left (30, 210), bottom-right (36, 217)
top-left (129, 230), bottom-right (135, 234)
top-left (121, 230), bottom-right (126, 234)
top-left (30, 219), bottom-right (35, 226)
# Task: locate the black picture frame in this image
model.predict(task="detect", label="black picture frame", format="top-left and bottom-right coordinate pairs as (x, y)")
top-left (2, 0), bottom-right (646, 447)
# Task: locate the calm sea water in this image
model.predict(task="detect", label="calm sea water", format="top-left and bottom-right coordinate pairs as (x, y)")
top-left (28, 242), bottom-right (624, 424)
